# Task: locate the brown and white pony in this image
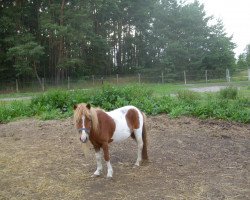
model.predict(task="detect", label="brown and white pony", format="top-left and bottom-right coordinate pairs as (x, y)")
top-left (73, 103), bottom-right (148, 178)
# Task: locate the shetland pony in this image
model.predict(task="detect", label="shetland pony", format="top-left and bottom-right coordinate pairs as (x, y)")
top-left (73, 103), bottom-right (148, 178)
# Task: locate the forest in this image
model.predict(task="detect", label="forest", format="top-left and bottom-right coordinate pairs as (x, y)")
top-left (0, 0), bottom-right (248, 85)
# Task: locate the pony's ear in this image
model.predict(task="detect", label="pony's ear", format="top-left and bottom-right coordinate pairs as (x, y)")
top-left (86, 103), bottom-right (91, 110)
top-left (73, 104), bottom-right (78, 110)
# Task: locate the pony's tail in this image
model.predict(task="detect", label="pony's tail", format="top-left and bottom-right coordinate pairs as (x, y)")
top-left (142, 113), bottom-right (148, 160)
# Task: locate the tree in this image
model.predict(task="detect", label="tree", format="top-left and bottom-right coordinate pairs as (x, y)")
top-left (237, 54), bottom-right (247, 69)
top-left (7, 41), bottom-right (45, 89)
top-left (152, 0), bottom-right (212, 74)
top-left (245, 44), bottom-right (250, 68)
top-left (237, 44), bottom-right (250, 69)
top-left (202, 19), bottom-right (236, 74)
top-left (0, 0), bottom-right (237, 84)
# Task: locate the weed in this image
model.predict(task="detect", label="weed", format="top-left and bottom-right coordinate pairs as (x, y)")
top-left (177, 90), bottom-right (200, 102)
top-left (219, 86), bottom-right (238, 99)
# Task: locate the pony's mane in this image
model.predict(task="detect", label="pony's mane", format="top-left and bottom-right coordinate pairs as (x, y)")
top-left (74, 103), bottom-right (101, 133)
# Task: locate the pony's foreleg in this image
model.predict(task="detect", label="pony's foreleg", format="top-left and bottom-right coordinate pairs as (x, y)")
top-left (93, 149), bottom-right (103, 176)
top-left (134, 130), bottom-right (143, 166)
top-left (102, 143), bottom-right (113, 178)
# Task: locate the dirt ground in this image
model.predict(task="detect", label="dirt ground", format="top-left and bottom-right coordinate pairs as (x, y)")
top-left (0, 115), bottom-right (249, 200)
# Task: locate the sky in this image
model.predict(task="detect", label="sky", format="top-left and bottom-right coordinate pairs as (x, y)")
top-left (187, 0), bottom-right (250, 57)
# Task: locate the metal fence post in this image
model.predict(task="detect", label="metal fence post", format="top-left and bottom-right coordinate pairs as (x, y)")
top-left (42, 78), bottom-right (45, 91)
top-left (138, 73), bottom-right (141, 84)
top-left (92, 75), bottom-right (94, 85)
top-left (67, 76), bottom-right (70, 90)
top-left (161, 72), bottom-right (164, 84)
top-left (226, 68), bottom-right (230, 82)
top-left (116, 74), bottom-right (119, 84)
top-left (184, 71), bottom-right (187, 85)
top-left (16, 79), bottom-right (19, 93)
top-left (205, 70), bottom-right (208, 84)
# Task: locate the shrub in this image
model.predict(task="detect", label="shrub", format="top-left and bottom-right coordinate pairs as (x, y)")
top-left (30, 89), bottom-right (91, 113)
top-left (177, 90), bottom-right (200, 104)
top-left (0, 84), bottom-right (249, 124)
top-left (0, 101), bottom-right (31, 122)
top-left (219, 86), bottom-right (238, 99)
top-left (90, 84), bottom-right (153, 111)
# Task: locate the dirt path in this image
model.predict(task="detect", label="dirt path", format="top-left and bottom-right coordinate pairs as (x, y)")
top-left (188, 86), bottom-right (226, 92)
top-left (0, 116), bottom-right (249, 200)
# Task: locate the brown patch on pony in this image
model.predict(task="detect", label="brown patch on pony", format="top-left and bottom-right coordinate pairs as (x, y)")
top-left (126, 109), bottom-right (148, 160)
top-left (88, 110), bottom-right (116, 162)
top-left (125, 109), bottom-right (140, 133)
top-left (94, 110), bottom-right (116, 143)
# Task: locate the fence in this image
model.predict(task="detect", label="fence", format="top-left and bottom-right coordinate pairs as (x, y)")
top-left (0, 69), bottom-right (249, 93)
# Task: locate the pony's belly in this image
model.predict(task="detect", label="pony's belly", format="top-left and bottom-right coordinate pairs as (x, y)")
top-left (111, 128), bottom-right (131, 142)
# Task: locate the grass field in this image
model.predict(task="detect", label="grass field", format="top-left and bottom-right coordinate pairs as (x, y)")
top-left (1, 81), bottom-right (249, 99)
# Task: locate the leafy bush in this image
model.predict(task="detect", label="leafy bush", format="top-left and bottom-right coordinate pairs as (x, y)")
top-left (31, 90), bottom-right (72, 111)
top-left (31, 89), bottom-right (91, 113)
top-left (177, 90), bottom-right (200, 103)
top-left (90, 85), bottom-right (153, 111)
top-left (219, 86), bottom-right (238, 99)
top-left (0, 101), bottom-right (31, 122)
top-left (157, 95), bottom-right (177, 114)
top-left (0, 84), bottom-right (249, 123)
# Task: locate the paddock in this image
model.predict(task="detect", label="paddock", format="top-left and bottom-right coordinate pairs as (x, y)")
top-left (0, 116), bottom-right (249, 199)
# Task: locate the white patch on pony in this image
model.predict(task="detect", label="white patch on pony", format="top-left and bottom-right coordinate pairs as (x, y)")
top-left (107, 106), bottom-right (143, 143)
top-left (106, 161), bottom-right (113, 178)
top-left (80, 115), bottom-right (88, 142)
top-left (93, 151), bottom-right (103, 176)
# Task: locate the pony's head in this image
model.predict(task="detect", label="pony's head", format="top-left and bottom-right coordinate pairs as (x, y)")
top-left (73, 103), bottom-right (98, 143)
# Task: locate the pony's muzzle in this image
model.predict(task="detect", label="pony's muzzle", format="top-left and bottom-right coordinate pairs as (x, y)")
top-left (80, 134), bottom-right (89, 143)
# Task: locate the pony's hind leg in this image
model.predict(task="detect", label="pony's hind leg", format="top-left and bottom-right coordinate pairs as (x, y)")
top-left (93, 149), bottom-right (103, 177)
top-left (134, 129), bottom-right (143, 166)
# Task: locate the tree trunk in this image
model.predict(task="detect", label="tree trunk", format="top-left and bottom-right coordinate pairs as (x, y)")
top-left (117, 20), bottom-right (123, 73)
top-left (33, 62), bottom-right (43, 90)
top-left (56, 0), bottom-right (65, 84)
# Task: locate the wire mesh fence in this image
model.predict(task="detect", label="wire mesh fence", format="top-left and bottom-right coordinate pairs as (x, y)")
top-left (0, 68), bottom-right (249, 94)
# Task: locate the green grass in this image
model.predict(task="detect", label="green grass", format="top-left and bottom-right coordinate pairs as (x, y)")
top-left (0, 83), bottom-right (249, 124)
top-left (143, 83), bottom-right (186, 97)
top-left (0, 92), bottom-right (36, 99)
top-left (238, 85), bottom-right (250, 99)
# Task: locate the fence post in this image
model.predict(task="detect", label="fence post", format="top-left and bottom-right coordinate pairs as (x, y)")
top-left (248, 69), bottom-right (250, 81)
top-left (138, 73), bottom-right (141, 84)
top-left (42, 78), bottom-right (45, 92)
top-left (15, 79), bottom-right (19, 93)
top-left (205, 70), bottom-right (208, 84)
top-left (116, 74), bottom-right (119, 84)
top-left (226, 68), bottom-right (230, 82)
top-left (101, 77), bottom-right (104, 85)
top-left (92, 75), bottom-right (95, 85)
top-left (161, 72), bottom-right (164, 84)
top-left (67, 76), bottom-right (70, 90)
top-left (184, 71), bottom-right (187, 85)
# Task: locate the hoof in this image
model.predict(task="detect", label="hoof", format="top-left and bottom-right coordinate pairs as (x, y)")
top-left (106, 175), bottom-right (113, 180)
top-left (134, 161), bottom-right (141, 167)
top-left (91, 174), bottom-right (100, 178)
top-left (91, 172), bottom-right (102, 178)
